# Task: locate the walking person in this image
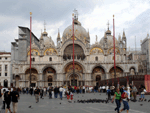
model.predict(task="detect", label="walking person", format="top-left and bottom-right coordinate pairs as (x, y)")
top-left (132, 85), bottom-right (137, 101)
top-left (34, 87), bottom-right (40, 103)
top-left (59, 86), bottom-right (63, 100)
top-left (120, 88), bottom-right (130, 113)
top-left (112, 88), bottom-right (121, 113)
top-left (11, 87), bottom-right (20, 113)
top-left (4, 88), bottom-right (12, 113)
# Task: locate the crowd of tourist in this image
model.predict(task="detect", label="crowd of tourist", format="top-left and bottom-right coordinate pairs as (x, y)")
top-left (0, 84), bottom-right (148, 113)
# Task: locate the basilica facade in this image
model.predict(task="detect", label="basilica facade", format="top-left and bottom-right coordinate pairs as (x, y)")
top-left (11, 15), bottom-right (138, 87)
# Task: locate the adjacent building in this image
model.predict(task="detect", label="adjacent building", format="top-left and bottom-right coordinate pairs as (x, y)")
top-left (0, 52), bottom-right (11, 87)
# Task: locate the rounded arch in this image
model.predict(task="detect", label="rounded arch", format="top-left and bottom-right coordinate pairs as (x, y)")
top-left (44, 48), bottom-right (57, 55)
top-left (90, 44), bottom-right (104, 54)
top-left (129, 66), bottom-right (137, 72)
top-left (61, 40), bottom-right (87, 55)
top-left (109, 65), bottom-right (124, 73)
top-left (109, 66), bottom-right (123, 78)
top-left (41, 65), bottom-right (57, 74)
top-left (91, 64), bottom-right (106, 73)
top-left (24, 67), bottom-right (39, 74)
top-left (107, 46), bottom-right (120, 55)
top-left (25, 68), bottom-right (38, 74)
top-left (27, 49), bottom-right (40, 56)
top-left (62, 61), bottom-right (86, 73)
top-left (67, 72), bottom-right (81, 80)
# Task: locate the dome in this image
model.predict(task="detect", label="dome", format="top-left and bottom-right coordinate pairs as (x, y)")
top-left (43, 36), bottom-right (55, 46)
top-left (62, 20), bottom-right (88, 42)
top-left (100, 34), bottom-right (118, 46)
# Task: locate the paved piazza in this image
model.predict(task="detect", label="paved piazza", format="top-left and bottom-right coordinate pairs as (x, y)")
top-left (0, 93), bottom-right (150, 113)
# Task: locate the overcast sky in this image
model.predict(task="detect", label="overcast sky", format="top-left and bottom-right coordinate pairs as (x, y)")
top-left (0, 0), bottom-right (150, 52)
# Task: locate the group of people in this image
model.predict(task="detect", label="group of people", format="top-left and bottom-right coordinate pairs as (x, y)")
top-left (109, 84), bottom-right (147, 113)
top-left (0, 87), bottom-right (20, 113)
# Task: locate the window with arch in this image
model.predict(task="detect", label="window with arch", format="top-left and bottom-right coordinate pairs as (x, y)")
top-left (32, 58), bottom-right (35, 62)
top-left (95, 56), bottom-right (98, 61)
top-left (49, 57), bottom-right (52, 61)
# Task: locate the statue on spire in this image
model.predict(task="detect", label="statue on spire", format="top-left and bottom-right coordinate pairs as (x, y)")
top-left (107, 21), bottom-right (110, 30)
top-left (73, 9), bottom-right (78, 20)
top-left (44, 20), bottom-right (46, 32)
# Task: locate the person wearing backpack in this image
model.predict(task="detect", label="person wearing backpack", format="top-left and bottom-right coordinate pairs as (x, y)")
top-left (120, 87), bottom-right (129, 113)
top-left (4, 88), bottom-right (12, 113)
top-left (111, 88), bottom-right (121, 113)
top-left (11, 87), bottom-right (20, 113)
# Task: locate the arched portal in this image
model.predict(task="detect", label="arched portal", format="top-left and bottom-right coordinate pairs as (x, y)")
top-left (65, 62), bottom-right (83, 86)
top-left (92, 66), bottom-right (105, 86)
top-left (109, 66), bottom-right (123, 78)
top-left (3, 79), bottom-right (8, 87)
top-left (25, 68), bottom-right (38, 87)
top-left (43, 67), bottom-right (56, 87)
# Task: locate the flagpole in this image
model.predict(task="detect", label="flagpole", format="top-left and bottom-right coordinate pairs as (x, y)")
top-left (30, 12), bottom-right (32, 87)
top-left (72, 13), bottom-right (75, 86)
top-left (113, 15), bottom-right (117, 87)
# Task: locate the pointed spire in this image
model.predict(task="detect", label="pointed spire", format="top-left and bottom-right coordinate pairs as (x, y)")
top-left (123, 30), bottom-right (126, 37)
top-left (118, 33), bottom-right (121, 41)
top-left (95, 35), bottom-right (98, 44)
top-left (44, 20), bottom-right (46, 32)
top-left (107, 21), bottom-right (110, 30)
top-left (87, 29), bottom-right (90, 38)
top-left (147, 33), bottom-right (149, 38)
top-left (57, 28), bottom-right (60, 39)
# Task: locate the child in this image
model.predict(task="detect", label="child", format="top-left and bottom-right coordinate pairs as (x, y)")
top-left (70, 91), bottom-right (73, 101)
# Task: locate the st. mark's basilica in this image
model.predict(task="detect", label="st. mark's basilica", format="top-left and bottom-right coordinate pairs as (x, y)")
top-left (11, 12), bottom-right (138, 87)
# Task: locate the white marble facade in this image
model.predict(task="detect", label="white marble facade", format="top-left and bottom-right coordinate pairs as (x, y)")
top-left (11, 14), bottom-right (138, 87)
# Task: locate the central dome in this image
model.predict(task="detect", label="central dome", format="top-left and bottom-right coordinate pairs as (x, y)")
top-left (62, 19), bottom-right (88, 42)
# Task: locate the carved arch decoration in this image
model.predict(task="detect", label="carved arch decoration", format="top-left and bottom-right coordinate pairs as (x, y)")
top-left (25, 68), bottom-right (38, 81)
top-left (90, 47), bottom-right (104, 55)
top-left (44, 48), bottom-right (57, 55)
top-left (65, 63), bottom-right (83, 73)
top-left (43, 67), bottom-right (56, 81)
top-left (27, 49), bottom-right (40, 56)
top-left (109, 66), bottom-right (123, 78)
top-left (92, 66), bottom-right (105, 80)
top-left (107, 47), bottom-right (120, 54)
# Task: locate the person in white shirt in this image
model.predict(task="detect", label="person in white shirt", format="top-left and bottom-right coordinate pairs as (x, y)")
top-left (59, 86), bottom-right (63, 100)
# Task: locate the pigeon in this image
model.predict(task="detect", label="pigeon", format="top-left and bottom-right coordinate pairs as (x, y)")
top-left (148, 100), bottom-right (150, 102)
top-left (29, 106), bottom-right (31, 108)
top-left (144, 99), bottom-right (147, 101)
top-left (60, 103), bottom-right (61, 104)
top-left (140, 104), bottom-right (143, 106)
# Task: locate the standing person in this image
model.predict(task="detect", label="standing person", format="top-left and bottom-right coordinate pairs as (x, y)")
top-left (40, 87), bottom-right (44, 99)
top-left (26, 87), bottom-right (29, 94)
top-left (34, 87), bottom-right (40, 103)
top-left (2, 89), bottom-right (6, 109)
top-left (132, 85), bottom-right (137, 101)
top-left (43, 87), bottom-right (46, 97)
top-left (120, 88), bottom-right (129, 113)
top-left (4, 88), bottom-right (12, 113)
top-left (140, 88), bottom-right (146, 101)
top-left (120, 85), bottom-right (124, 94)
top-left (54, 87), bottom-right (58, 98)
top-left (83, 85), bottom-right (85, 93)
top-left (48, 87), bottom-right (52, 99)
top-left (112, 88), bottom-right (121, 113)
top-left (107, 88), bottom-right (111, 100)
top-left (59, 86), bottom-right (63, 100)
top-left (11, 87), bottom-right (19, 113)
top-left (30, 87), bottom-right (33, 96)
top-left (126, 85), bottom-right (130, 100)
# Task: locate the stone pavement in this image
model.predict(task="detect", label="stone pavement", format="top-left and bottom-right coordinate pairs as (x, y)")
top-left (0, 93), bottom-right (150, 113)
